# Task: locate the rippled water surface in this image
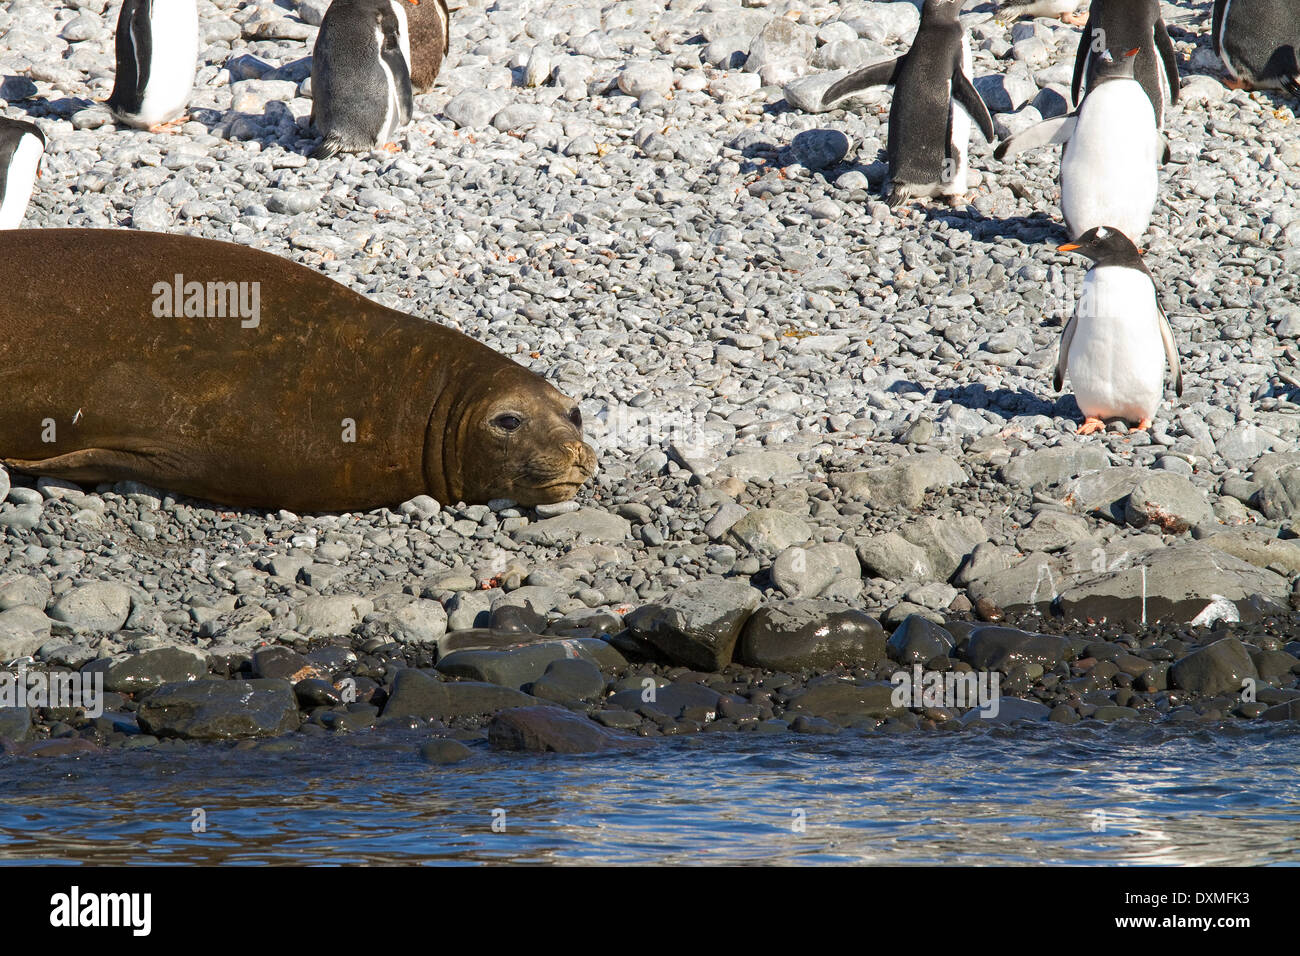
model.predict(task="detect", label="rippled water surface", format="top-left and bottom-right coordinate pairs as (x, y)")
top-left (2, 723), bottom-right (1298, 865)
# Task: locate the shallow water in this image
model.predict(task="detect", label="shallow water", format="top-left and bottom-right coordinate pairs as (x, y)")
top-left (3, 723), bottom-right (1298, 865)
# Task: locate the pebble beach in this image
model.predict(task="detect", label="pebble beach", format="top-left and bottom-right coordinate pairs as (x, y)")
top-left (1, 0), bottom-right (1300, 764)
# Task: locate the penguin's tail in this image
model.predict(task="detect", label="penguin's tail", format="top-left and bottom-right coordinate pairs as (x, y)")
top-left (310, 133), bottom-right (344, 160)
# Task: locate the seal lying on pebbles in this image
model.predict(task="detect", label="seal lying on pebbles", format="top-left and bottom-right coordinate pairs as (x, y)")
top-left (403, 0), bottom-right (451, 92)
top-left (995, 0), bottom-right (1087, 26)
top-left (1056, 226), bottom-right (1182, 434)
top-left (820, 0), bottom-right (994, 208)
top-left (310, 0), bottom-right (415, 158)
top-left (0, 229), bottom-right (597, 511)
top-left (106, 0), bottom-right (199, 132)
top-left (1212, 0), bottom-right (1300, 95)
top-left (0, 119), bottom-right (44, 229)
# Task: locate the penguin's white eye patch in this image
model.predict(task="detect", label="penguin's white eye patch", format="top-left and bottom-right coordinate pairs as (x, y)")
top-left (1096, 226), bottom-right (1109, 238)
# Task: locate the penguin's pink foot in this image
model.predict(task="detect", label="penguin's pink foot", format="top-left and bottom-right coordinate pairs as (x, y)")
top-left (1060, 12), bottom-right (1087, 26)
top-left (1078, 418), bottom-right (1106, 435)
top-left (1222, 76), bottom-right (1252, 91)
top-left (148, 115), bottom-right (189, 133)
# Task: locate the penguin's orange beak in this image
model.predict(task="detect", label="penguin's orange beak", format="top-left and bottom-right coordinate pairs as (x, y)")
top-left (1058, 243), bottom-right (1080, 252)
top-left (1125, 48), bottom-right (1140, 58)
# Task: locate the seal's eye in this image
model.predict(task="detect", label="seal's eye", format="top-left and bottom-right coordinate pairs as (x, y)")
top-left (569, 407), bottom-right (582, 429)
top-left (494, 414), bottom-right (523, 432)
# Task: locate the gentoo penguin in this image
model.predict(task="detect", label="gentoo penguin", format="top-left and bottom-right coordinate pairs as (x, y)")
top-left (996, 49), bottom-right (1160, 241)
top-left (0, 119), bottom-right (45, 230)
top-left (106, 0), bottom-right (199, 132)
top-left (310, 0), bottom-right (415, 159)
top-left (1212, 0), bottom-right (1300, 95)
top-left (819, 0), bottom-right (995, 208)
top-left (1056, 226), bottom-right (1181, 434)
top-left (403, 0), bottom-right (451, 92)
top-left (995, 0), bottom-right (1087, 26)
top-left (1071, 0), bottom-right (1180, 128)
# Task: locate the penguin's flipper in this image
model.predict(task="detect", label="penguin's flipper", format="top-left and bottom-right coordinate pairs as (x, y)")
top-left (1160, 134), bottom-right (1171, 165)
top-left (311, 133), bottom-right (344, 160)
top-left (1282, 47), bottom-right (1300, 99)
top-left (1158, 305), bottom-right (1183, 397)
top-left (438, 0), bottom-right (451, 54)
top-left (821, 58), bottom-right (904, 107)
top-left (1055, 311), bottom-right (1077, 392)
top-left (1155, 17), bottom-right (1180, 105)
top-left (1070, 15), bottom-right (1091, 106)
top-left (952, 71), bottom-right (996, 142)
top-left (993, 116), bottom-right (1075, 161)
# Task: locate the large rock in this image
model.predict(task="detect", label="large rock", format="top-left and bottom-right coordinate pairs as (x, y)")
top-left (488, 706), bottom-right (652, 754)
top-left (528, 658), bottom-right (606, 703)
top-left (48, 582), bottom-right (132, 633)
top-left (963, 626), bottom-right (1070, 671)
top-left (737, 601), bottom-right (885, 670)
top-left (745, 17), bottom-right (815, 75)
top-left (625, 579), bottom-right (762, 670)
top-left (887, 615), bottom-right (956, 664)
top-left (607, 680), bottom-right (722, 718)
top-left (0, 574), bottom-right (51, 612)
top-left (381, 669), bottom-right (541, 720)
top-left (785, 679), bottom-right (903, 722)
top-left (435, 638), bottom-right (625, 689)
top-left (0, 605), bottom-right (53, 659)
top-left (1000, 444), bottom-right (1109, 489)
top-left (83, 646), bottom-right (207, 694)
top-left (829, 453), bottom-right (965, 508)
top-left (296, 595), bottom-right (373, 637)
top-left (1124, 473), bottom-right (1213, 534)
top-left (513, 509), bottom-right (631, 546)
top-left (137, 679), bottom-right (300, 739)
top-left (725, 508), bottom-right (812, 554)
top-left (1170, 637), bottom-right (1258, 697)
top-left (1197, 528), bottom-right (1300, 576)
top-left (771, 541), bottom-right (859, 599)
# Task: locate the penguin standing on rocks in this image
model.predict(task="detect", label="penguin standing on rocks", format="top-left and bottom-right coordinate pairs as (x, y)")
top-left (819, 0), bottom-right (995, 208)
top-left (996, 49), bottom-right (1161, 242)
top-left (106, 0), bottom-right (199, 131)
top-left (1212, 0), bottom-right (1300, 95)
top-left (1071, 0), bottom-right (1180, 128)
top-left (995, 0), bottom-right (1087, 26)
top-left (0, 118), bottom-right (45, 230)
top-left (403, 0), bottom-right (451, 92)
top-left (310, 0), bottom-right (415, 159)
top-left (1056, 226), bottom-right (1182, 435)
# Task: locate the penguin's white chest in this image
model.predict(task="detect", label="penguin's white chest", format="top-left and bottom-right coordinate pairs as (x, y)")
top-left (1061, 81), bottom-right (1159, 241)
top-left (137, 0), bottom-right (199, 125)
top-left (0, 133), bottom-right (43, 230)
top-left (1068, 265), bottom-right (1166, 423)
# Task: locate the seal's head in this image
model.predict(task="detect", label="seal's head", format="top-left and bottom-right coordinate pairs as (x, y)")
top-left (443, 364), bottom-right (597, 506)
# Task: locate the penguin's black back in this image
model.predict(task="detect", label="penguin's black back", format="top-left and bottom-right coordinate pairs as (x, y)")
top-left (1074, 0), bottom-right (1178, 123)
top-left (1214, 0), bottom-right (1300, 86)
top-left (107, 0), bottom-right (153, 115)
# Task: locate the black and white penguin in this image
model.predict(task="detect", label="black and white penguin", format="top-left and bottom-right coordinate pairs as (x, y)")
top-left (1212, 0), bottom-right (1300, 95)
top-left (1071, 0), bottom-right (1180, 128)
top-left (106, 0), bottom-right (199, 131)
top-left (997, 49), bottom-right (1160, 241)
top-left (310, 0), bottom-right (415, 159)
top-left (1056, 225), bottom-right (1181, 434)
top-left (0, 118), bottom-right (45, 230)
top-left (995, 0), bottom-right (1086, 26)
top-left (819, 0), bottom-right (995, 208)
top-left (403, 0), bottom-right (451, 92)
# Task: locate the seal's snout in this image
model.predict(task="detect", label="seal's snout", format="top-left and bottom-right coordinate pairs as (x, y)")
top-left (568, 439), bottom-right (597, 479)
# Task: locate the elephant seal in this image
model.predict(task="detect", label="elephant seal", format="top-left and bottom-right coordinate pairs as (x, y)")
top-left (0, 229), bottom-right (596, 512)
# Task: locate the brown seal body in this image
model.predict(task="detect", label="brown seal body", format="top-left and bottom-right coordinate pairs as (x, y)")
top-left (0, 229), bottom-right (595, 512)
top-left (403, 0), bottom-right (450, 92)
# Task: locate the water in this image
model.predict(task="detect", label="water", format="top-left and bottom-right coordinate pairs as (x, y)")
top-left (3, 722), bottom-right (1298, 865)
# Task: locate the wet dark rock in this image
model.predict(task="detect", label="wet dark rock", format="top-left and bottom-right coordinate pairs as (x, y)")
top-left (253, 645), bottom-right (319, 681)
top-left (137, 679), bottom-right (301, 740)
top-left (736, 600), bottom-right (885, 671)
top-left (607, 680), bottom-right (721, 718)
top-left (382, 668), bottom-right (541, 720)
top-left (488, 706), bottom-right (652, 754)
top-left (0, 705), bottom-right (33, 743)
top-left (625, 579), bottom-right (761, 671)
top-left (294, 678), bottom-right (342, 708)
top-left (528, 658), bottom-right (606, 703)
top-left (785, 679), bottom-right (902, 721)
top-left (1169, 637), bottom-right (1259, 697)
top-left (887, 614), bottom-right (956, 664)
top-left (959, 697), bottom-right (1050, 725)
top-left (963, 626), bottom-right (1069, 671)
top-left (83, 646), bottom-right (207, 694)
top-left (420, 738), bottom-right (473, 764)
top-left (789, 714), bottom-right (839, 734)
top-left (436, 639), bottom-right (625, 689)
top-left (489, 604), bottom-right (547, 634)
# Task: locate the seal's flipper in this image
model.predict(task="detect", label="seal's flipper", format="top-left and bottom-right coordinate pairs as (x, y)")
top-left (952, 70), bottom-right (995, 142)
top-left (1055, 311), bottom-right (1077, 393)
top-left (1155, 17), bottom-right (1180, 106)
top-left (821, 57), bottom-right (904, 107)
top-left (5, 444), bottom-right (192, 485)
top-left (993, 116), bottom-right (1075, 161)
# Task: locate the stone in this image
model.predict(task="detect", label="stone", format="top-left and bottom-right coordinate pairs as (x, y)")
top-left (887, 615), bottom-right (956, 664)
top-left (436, 638), bottom-right (625, 689)
top-left (420, 738), bottom-right (473, 764)
top-left (381, 670), bottom-right (540, 720)
top-left (1124, 473), bottom-right (1214, 534)
top-left (1170, 638), bottom-right (1258, 697)
top-left (771, 541), bottom-right (859, 599)
top-left (963, 626), bottom-right (1070, 671)
top-left (48, 582), bottom-right (132, 633)
top-left (624, 579), bottom-right (762, 670)
top-left (83, 646), bottom-right (207, 694)
top-left (296, 595), bottom-right (373, 637)
top-left (785, 680), bottom-right (903, 722)
top-left (1000, 444), bottom-right (1109, 488)
top-left (528, 658), bottom-right (606, 702)
top-left (725, 508), bottom-right (812, 555)
top-left (137, 679), bottom-right (300, 739)
top-left (488, 706), bottom-right (652, 753)
top-left (512, 509), bottom-right (631, 545)
top-left (829, 453), bottom-right (965, 508)
top-left (737, 600), bottom-right (886, 670)
top-left (607, 680), bottom-right (722, 718)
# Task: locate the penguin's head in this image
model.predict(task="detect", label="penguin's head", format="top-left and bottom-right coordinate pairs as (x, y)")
top-left (1094, 47), bottom-right (1141, 82)
top-left (922, 0), bottom-right (965, 20)
top-left (1058, 226), bottom-right (1142, 264)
